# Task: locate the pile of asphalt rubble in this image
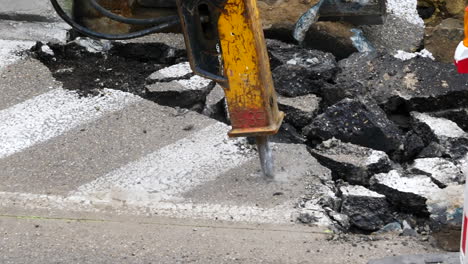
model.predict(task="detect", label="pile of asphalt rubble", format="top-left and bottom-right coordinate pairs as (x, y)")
top-left (32, 35), bottom-right (467, 247)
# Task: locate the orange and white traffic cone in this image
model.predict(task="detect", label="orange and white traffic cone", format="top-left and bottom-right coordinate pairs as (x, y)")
top-left (462, 178), bottom-right (468, 263)
top-left (459, 9), bottom-right (468, 264)
top-left (455, 7), bottom-right (468, 74)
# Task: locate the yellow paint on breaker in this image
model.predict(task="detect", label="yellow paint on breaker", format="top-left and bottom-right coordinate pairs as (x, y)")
top-left (217, 0), bottom-right (284, 136)
top-left (218, 0), bottom-right (263, 109)
top-left (465, 6), bottom-right (468, 47)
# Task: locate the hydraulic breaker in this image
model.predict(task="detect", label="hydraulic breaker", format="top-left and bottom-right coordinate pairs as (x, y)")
top-left (49, 0), bottom-right (391, 178)
top-left (50, 0), bottom-right (284, 177)
top-left (177, 0), bottom-right (284, 177)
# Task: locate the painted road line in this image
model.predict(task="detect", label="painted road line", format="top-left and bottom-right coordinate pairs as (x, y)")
top-left (74, 122), bottom-right (256, 203)
top-left (0, 88), bottom-right (142, 159)
top-left (0, 191), bottom-right (295, 224)
top-left (0, 39), bottom-right (35, 69)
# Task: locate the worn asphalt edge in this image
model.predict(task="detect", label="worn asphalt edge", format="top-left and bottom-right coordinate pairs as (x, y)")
top-left (0, 191), bottom-right (300, 225)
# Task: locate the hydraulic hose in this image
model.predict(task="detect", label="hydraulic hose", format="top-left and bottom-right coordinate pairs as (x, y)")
top-left (88, 0), bottom-right (179, 25)
top-left (49, 0), bottom-right (180, 40)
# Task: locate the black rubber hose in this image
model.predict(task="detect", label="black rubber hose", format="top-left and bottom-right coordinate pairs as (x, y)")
top-left (49, 0), bottom-right (180, 40)
top-left (88, 0), bottom-right (179, 25)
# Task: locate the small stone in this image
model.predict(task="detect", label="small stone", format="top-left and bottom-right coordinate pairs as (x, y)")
top-left (400, 220), bottom-right (418, 237)
top-left (183, 124), bottom-right (194, 131)
top-left (328, 210), bottom-right (351, 230)
top-left (298, 211), bottom-right (318, 224)
top-left (374, 222), bottom-right (403, 235)
top-left (417, 142), bottom-right (445, 159)
top-left (40, 44), bottom-right (54, 56)
top-left (73, 37), bottom-right (112, 53)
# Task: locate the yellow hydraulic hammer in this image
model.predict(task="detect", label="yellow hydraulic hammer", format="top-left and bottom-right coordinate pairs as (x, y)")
top-left (49, 0), bottom-right (284, 177)
top-left (177, 0), bottom-right (284, 177)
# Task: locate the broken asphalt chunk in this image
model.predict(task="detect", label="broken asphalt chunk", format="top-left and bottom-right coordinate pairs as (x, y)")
top-left (326, 52), bottom-right (468, 112)
top-left (411, 112), bottom-right (468, 159)
top-left (303, 98), bottom-right (404, 153)
top-left (146, 62), bottom-right (215, 111)
top-left (370, 170), bottom-right (441, 215)
top-left (340, 185), bottom-right (393, 232)
top-left (277, 94), bottom-right (320, 130)
top-left (309, 138), bottom-right (392, 186)
top-left (430, 108), bottom-right (468, 132)
top-left (411, 112), bottom-right (467, 140)
top-left (408, 158), bottom-right (464, 188)
top-left (267, 39), bottom-right (337, 97)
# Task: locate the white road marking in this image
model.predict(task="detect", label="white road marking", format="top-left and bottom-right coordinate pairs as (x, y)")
top-left (0, 88), bottom-right (142, 159)
top-left (0, 191), bottom-right (295, 224)
top-left (0, 39), bottom-right (35, 69)
top-left (74, 122), bottom-right (256, 203)
top-left (0, 40), bottom-right (306, 226)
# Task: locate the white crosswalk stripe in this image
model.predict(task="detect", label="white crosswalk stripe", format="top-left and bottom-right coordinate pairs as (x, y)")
top-left (0, 39), bottom-right (35, 69)
top-left (0, 40), bottom-right (316, 226)
top-left (0, 86), bottom-right (300, 224)
top-left (0, 88), bottom-right (142, 159)
top-left (74, 122), bottom-right (255, 203)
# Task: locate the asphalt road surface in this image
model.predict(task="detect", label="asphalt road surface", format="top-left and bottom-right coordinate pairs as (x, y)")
top-left (0, 31), bottom-right (443, 263)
